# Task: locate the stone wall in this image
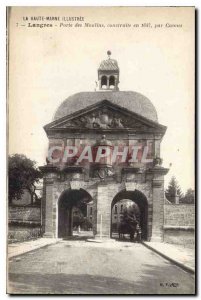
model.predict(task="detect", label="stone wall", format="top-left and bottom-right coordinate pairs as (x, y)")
top-left (164, 204), bottom-right (195, 247)
top-left (9, 206), bottom-right (41, 224)
top-left (8, 225), bottom-right (41, 243)
top-left (164, 204), bottom-right (195, 227)
top-left (8, 206), bottom-right (41, 243)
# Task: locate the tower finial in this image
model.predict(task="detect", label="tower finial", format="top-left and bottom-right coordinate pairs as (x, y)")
top-left (107, 50), bottom-right (111, 59)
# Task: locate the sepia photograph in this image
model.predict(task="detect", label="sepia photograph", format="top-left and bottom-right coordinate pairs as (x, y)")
top-left (7, 6), bottom-right (195, 295)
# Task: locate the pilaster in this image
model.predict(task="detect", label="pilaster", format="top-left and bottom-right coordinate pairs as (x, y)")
top-left (95, 182), bottom-right (111, 239)
top-left (147, 166), bottom-right (169, 242)
top-left (40, 165), bottom-right (58, 238)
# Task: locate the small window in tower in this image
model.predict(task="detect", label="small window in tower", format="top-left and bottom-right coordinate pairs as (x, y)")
top-left (90, 207), bottom-right (93, 215)
top-left (109, 76), bottom-right (115, 88)
top-left (101, 75), bottom-right (107, 89)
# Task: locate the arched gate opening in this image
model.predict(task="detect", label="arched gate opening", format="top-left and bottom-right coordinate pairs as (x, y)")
top-left (58, 189), bottom-right (92, 238)
top-left (111, 189), bottom-right (148, 241)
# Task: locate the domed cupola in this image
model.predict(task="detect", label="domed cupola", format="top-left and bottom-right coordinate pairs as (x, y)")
top-left (98, 51), bottom-right (120, 91)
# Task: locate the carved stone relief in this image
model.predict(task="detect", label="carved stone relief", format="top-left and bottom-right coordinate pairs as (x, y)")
top-left (60, 108), bottom-right (148, 130)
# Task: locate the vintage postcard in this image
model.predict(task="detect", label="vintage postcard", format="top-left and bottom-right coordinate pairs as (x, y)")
top-left (7, 6), bottom-right (195, 294)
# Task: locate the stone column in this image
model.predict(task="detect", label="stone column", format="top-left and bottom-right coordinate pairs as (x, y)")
top-left (43, 177), bottom-right (55, 237)
top-left (107, 76), bottom-right (110, 89)
top-left (147, 203), bottom-right (153, 241)
top-left (150, 166), bottom-right (169, 242)
top-left (151, 179), bottom-right (164, 242)
top-left (41, 179), bottom-right (46, 235)
top-left (99, 79), bottom-right (101, 90)
top-left (95, 183), bottom-right (111, 239)
top-left (154, 139), bottom-right (161, 157)
top-left (114, 76), bottom-right (117, 90)
top-left (92, 191), bottom-right (98, 236)
top-left (40, 165), bottom-right (58, 238)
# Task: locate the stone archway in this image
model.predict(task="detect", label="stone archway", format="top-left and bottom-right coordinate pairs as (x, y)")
top-left (58, 189), bottom-right (92, 238)
top-left (111, 189), bottom-right (148, 240)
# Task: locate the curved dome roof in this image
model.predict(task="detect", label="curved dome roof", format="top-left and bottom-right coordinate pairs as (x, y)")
top-left (53, 91), bottom-right (158, 122)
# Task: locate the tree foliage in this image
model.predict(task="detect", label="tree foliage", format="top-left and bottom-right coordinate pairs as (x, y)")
top-left (8, 154), bottom-right (42, 205)
top-left (72, 207), bottom-right (92, 230)
top-left (165, 176), bottom-right (183, 203)
top-left (180, 188), bottom-right (195, 204)
top-left (120, 204), bottom-right (139, 229)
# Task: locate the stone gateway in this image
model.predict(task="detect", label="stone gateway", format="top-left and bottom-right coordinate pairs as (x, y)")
top-left (40, 52), bottom-right (169, 242)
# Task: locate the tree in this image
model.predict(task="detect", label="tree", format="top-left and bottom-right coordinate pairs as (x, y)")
top-left (8, 154), bottom-right (42, 205)
top-left (165, 176), bottom-right (183, 203)
top-left (180, 188), bottom-right (195, 204)
top-left (120, 203), bottom-right (139, 224)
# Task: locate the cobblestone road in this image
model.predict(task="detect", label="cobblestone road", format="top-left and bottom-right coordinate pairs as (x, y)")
top-left (8, 240), bottom-right (195, 294)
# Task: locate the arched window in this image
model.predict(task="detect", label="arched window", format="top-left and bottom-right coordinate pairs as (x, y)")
top-left (109, 76), bottom-right (115, 88)
top-left (120, 204), bottom-right (123, 213)
top-left (114, 205), bottom-right (117, 214)
top-left (101, 76), bottom-right (107, 88)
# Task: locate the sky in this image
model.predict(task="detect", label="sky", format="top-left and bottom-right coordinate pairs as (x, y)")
top-left (8, 6), bottom-right (195, 192)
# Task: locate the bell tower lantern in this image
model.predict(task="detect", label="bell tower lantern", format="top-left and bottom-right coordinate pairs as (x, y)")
top-left (98, 51), bottom-right (120, 91)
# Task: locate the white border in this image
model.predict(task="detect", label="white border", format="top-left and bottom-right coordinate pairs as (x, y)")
top-left (1, 0), bottom-right (199, 6)
top-left (1, 1), bottom-right (199, 299)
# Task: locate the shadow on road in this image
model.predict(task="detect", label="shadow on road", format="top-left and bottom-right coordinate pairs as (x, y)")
top-left (8, 273), bottom-right (138, 294)
top-left (8, 268), bottom-right (195, 295)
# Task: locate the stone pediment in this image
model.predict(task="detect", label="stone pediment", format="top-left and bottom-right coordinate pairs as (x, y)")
top-left (53, 107), bottom-right (149, 130)
top-left (44, 100), bottom-right (166, 133)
